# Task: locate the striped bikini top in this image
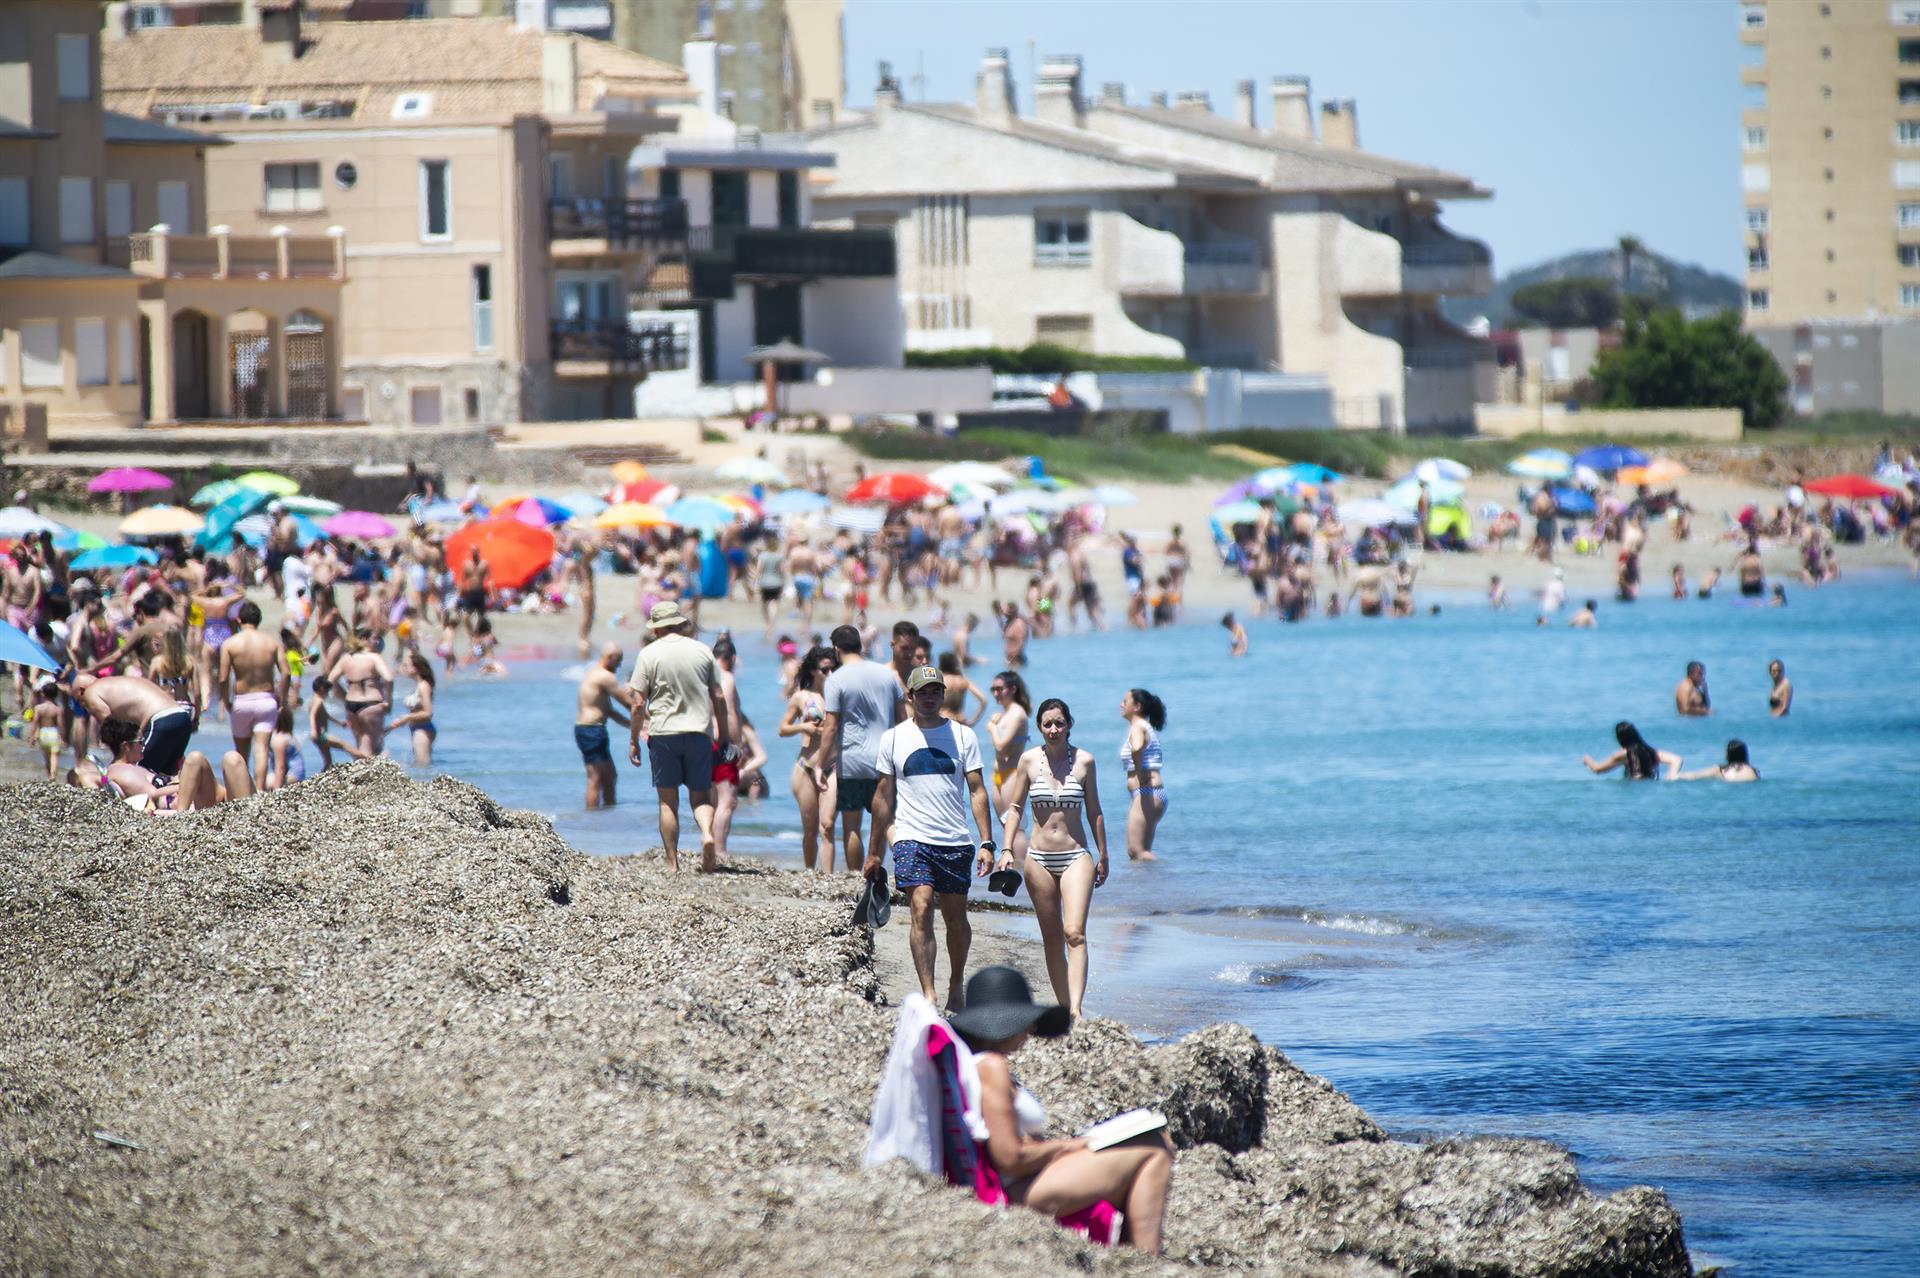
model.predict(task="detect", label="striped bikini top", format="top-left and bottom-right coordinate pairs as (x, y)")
top-left (1120, 725), bottom-right (1164, 776)
top-left (1027, 755), bottom-right (1086, 818)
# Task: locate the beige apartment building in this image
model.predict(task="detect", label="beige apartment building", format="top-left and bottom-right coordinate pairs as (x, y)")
top-left (101, 8), bottom-right (697, 425)
top-left (1740, 0), bottom-right (1920, 326)
top-left (2, 0), bottom-right (345, 436)
top-left (809, 53), bottom-right (1494, 432)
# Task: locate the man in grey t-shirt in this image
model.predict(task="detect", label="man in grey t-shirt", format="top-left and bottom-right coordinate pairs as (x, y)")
top-left (815, 623), bottom-right (902, 873)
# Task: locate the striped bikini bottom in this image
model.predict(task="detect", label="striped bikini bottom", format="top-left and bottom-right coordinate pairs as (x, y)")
top-left (1026, 846), bottom-right (1091, 876)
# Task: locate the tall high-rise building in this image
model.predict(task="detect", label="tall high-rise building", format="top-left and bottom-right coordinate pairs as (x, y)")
top-left (1741, 0), bottom-right (1920, 326)
top-left (615, 0), bottom-right (842, 133)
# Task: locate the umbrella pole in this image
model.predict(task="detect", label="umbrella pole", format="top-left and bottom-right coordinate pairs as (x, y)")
top-left (762, 360), bottom-right (777, 423)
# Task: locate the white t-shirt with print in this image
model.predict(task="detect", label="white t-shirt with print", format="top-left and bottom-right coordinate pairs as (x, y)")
top-left (875, 718), bottom-right (983, 847)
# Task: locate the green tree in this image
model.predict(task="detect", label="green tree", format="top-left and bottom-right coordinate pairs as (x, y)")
top-left (1616, 234), bottom-right (1645, 299)
top-left (1509, 277), bottom-right (1620, 329)
top-left (1590, 303), bottom-right (1787, 430)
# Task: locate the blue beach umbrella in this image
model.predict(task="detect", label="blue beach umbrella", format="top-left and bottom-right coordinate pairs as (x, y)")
top-left (1212, 500), bottom-right (1264, 526)
top-left (765, 488), bottom-right (829, 517)
top-left (190, 478), bottom-right (245, 508)
top-left (413, 499), bottom-right (469, 526)
top-left (0, 618), bottom-right (59, 672)
top-left (663, 496), bottom-right (741, 532)
top-left (197, 487), bottom-right (272, 550)
top-left (1549, 486), bottom-right (1597, 515)
top-left (556, 491), bottom-right (610, 518)
top-left (70, 544), bottom-right (158, 570)
top-left (53, 528), bottom-right (107, 552)
top-left (1572, 443), bottom-right (1648, 474)
top-left (1282, 462), bottom-right (1342, 486)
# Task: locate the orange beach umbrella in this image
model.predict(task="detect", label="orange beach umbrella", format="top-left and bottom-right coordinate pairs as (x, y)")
top-left (444, 516), bottom-right (556, 591)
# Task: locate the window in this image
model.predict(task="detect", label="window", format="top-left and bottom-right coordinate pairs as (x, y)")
top-left (1900, 244), bottom-right (1920, 266)
top-left (604, 155), bottom-right (625, 200)
top-left (419, 160), bottom-right (451, 240)
top-left (0, 177), bottom-right (27, 246)
top-left (1034, 209), bottom-right (1091, 265)
top-left (548, 153), bottom-right (575, 200)
top-left (1898, 160), bottom-right (1920, 187)
top-left (340, 386), bottom-right (367, 420)
top-left (21, 322), bottom-right (61, 388)
top-left (117, 320), bottom-right (138, 384)
top-left (777, 170), bottom-right (799, 229)
top-left (157, 180), bottom-right (189, 232)
top-left (59, 177), bottom-right (93, 243)
top-left (105, 180), bottom-right (131, 238)
top-left (462, 387), bottom-right (481, 420)
top-left (1903, 80), bottom-right (1920, 104)
top-left (264, 162), bottom-right (321, 213)
top-left (132, 5), bottom-right (173, 27)
top-left (1747, 206), bottom-right (1770, 231)
top-left (1749, 245), bottom-right (1770, 270)
top-left (1747, 289), bottom-right (1770, 312)
top-left (74, 320), bottom-right (108, 387)
top-left (335, 162), bottom-right (358, 190)
top-left (1901, 121), bottom-right (1920, 146)
top-left (1744, 125), bottom-right (1768, 150)
top-left (1740, 3), bottom-right (1764, 27)
top-left (1900, 1), bottom-right (1920, 22)
top-left (658, 167), bottom-right (681, 200)
top-left (1904, 39), bottom-right (1920, 62)
top-left (472, 264), bottom-right (494, 350)
top-left (392, 92), bottom-right (432, 119)
top-left (1035, 314), bottom-right (1093, 350)
top-left (1903, 284), bottom-right (1920, 308)
top-left (1741, 163), bottom-right (1770, 192)
top-left (57, 33), bottom-right (91, 100)
top-left (1900, 202), bottom-right (1920, 227)
top-left (410, 385), bottom-right (443, 425)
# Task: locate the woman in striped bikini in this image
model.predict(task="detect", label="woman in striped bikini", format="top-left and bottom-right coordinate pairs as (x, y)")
top-left (995, 697), bottom-right (1108, 1020)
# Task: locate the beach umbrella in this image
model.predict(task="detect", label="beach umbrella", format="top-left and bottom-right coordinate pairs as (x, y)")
top-left (718, 494), bottom-right (763, 519)
top-left (0, 617), bottom-right (58, 672)
top-left (621, 478), bottom-right (678, 506)
top-left (1572, 444), bottom-right (1648, 474)
top-left (1215, 480), bottom-right (1259, 506)
top-left (1616, 458), bottom-right (1689, 487)
top-left (1802, 473), bottom-right (1896, 499)
top-left (593, 501), bottom-right (672, 530)
top-left (235, 470), bottom-right (300, 496)
top-left (993, 487), bottom-right (1074, 516)
top-left (846, 472), bottom-right (944, 505)
top-left (88, 467), bottom-right (172, 495)
top-left (1550, 486), bottom-right (1596, 515)
top-left (663, 496), bottom-right (742, 532)
top-left (1086, 485), bottom-right (1138, 507)
top-left (1211, 500), bottom-right (1265, 526)
top-left (1335, 498), bottom-right (1418, 528)
top-left (277, 494), bottom-right (342, 516)
top-left (323, 510), bottom-right (398, 540)
top-left (118, 505), bottom-right (203, 537)
top-left (70, 543), bottom-right (157, 570)
top-left (556, 491), bottom-right (609, 518)
top-left (928, 461), bottom-right (1017, 491)
top-left (196, 488), bottom-right (271, 551)
top-left (1427, 504), bottom-right (1472, 540)
top-left (492, 496), bottom-right (572, 528)
top-left (1385, 476), bottom-right (1463, 510)
top-left (1570, 464), bottom-right (1605, 490)
top-left (1413, 457), bottom-right (1472, 484)
top-left (764, 489), bottom-right (829, 517)
top-left (190, 478), bottom-right (246, 507)
top-left (827, 504), bottom-right (886, 534)
top-left (445, 516), bottom-right (557, 591)
top-left (0, 507), bottom-right (63, 538)
top-left (53, 528), bottom-right (106, 552)
top-left (413, 499), bottom-right (468, 526)
top-left (1507, 448), bottom-right (1574, 481)
top-left (610, 459), bottom-right (650, 485)
top-left (1281, 461), bottom-right (1342, 486)
top-left (236, 512), bottom-right (320, 548)
top-left (714, 456), bottom-right (787, 486)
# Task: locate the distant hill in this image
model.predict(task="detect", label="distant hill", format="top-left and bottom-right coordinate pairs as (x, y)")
top-left (1439, 248), bottom-right (1743, 329)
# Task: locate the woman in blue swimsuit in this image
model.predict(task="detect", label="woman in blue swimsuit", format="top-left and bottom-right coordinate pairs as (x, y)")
top-left (1118, 688), bottom-right (1166, 862)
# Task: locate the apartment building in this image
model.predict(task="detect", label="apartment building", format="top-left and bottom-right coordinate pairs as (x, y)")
top-left (1739, 0), bottom-right (1920, 326)
top-left (808, 53), bottom-right (1494, 432)
top-left (2, 0), bottom-right (345, 434)
top-left (102, 7), bottom-right (696, 425)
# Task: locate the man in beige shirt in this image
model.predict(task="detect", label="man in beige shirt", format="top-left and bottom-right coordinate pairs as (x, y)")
top-left (627, 601), bottom-right (732, 872)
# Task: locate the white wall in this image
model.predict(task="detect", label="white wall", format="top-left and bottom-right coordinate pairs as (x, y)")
top-left (802, 276), bottom-right (904, 367)
top-left (710, 290), bottom-right (755, 375)
top-left (747, 170), bottom-right (778, 228)
top-left (680, 168), bottom-right (713, 227)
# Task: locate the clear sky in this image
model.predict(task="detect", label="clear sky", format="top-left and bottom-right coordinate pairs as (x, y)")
top-left (839, 0), bottom-right (1744, 280)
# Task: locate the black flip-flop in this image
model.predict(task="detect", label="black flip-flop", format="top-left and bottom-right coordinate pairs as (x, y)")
top-left (862, 868), bottom-right (892, 928)
top-left (987, 868), bottom-right (1021, 898)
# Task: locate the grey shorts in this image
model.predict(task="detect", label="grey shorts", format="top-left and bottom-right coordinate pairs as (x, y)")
top-left (648, 731), bottom-right (713, 791)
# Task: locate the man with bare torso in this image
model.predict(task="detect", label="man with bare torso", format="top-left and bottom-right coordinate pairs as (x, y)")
top-left (72, 672), bottom-right (196, 779)
top-left (1675, 661), bottom-right (1711, 717)
top-left (574, 642), bottom-right (634, 808)
top-left (998, 601), bottom-right (1029, 667)
top-left (785, 534), bottom-right (819, 630)
top-left (218, 600), bottom-right (289, 788)
top-left (4, 543), bottom-right (43, 707)
top-left (457, 548), bottom-right (489, 650)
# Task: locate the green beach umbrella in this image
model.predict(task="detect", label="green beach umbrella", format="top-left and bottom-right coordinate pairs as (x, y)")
top-left (236, 470), bottom-right (300, 497)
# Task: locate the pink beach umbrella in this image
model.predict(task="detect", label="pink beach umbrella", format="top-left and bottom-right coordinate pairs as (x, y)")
top-left (87, 467), bottom-right (173, 495)
top-left (322, 510), bottom-right (398, 540)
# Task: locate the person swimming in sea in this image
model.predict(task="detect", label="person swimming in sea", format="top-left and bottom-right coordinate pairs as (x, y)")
top-left (1583, 721), bottom-right (1681, 781)
top-left (1768, 660), bottom-right (1792, 717)
top-left (1569, 599), bottom-right (1597, 629)
top-left (1675, 740), bottom-right (1759, 783)
top-left (1220, 612), bottom-right (1248, 657)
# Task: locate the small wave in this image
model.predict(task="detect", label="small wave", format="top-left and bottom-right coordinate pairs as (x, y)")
top-left (1172, 904), bottom-right (1468, 940)
top-left (1212, 963), bottom-right (1321, 991)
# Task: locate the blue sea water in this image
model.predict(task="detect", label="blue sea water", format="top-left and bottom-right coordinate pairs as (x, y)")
top-left (198, 574), bottom-right (1920, 1276)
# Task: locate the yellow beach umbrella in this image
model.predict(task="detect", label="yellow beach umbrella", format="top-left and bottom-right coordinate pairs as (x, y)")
top-left (118, 504), bottom-right (206, 537)
top-left (609, 460), bottom-right (650, 485)
top-left (592, 501), bottom-right (672, 529)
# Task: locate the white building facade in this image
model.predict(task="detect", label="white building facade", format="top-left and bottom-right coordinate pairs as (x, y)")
top-left (809, 53), bottom-right (1496, 432)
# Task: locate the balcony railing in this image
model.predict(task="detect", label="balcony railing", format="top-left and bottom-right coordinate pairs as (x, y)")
top-left (1402, 240), bottom-right (1490, 267)
top-left (547, 196), bottom-right (689, 246)
top-left (683, 225), bottom-right (896, 301)
top-left (122, 225), bottom-right (347, 280)
top-left (550, 319), bottom-right (690, 370)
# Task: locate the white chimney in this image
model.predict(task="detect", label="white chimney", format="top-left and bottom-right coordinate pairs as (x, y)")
top-left (1269, 76), bottom-right (1311, 140)
top-left (1148, 91), bottom-right (1168, 108)
top-left (542, 32), bottom-right (577, 113)
top-left (1034, 54), bottom-right (1083, 129)
top-left (1099, 81), bottom-right (1126, 107)
top-left (683, 35), bottom-right (719, 119)
top-left (975, 47), bottom-right (1015, 127)
top-left (1321, 98), bottom-right (1358, 150)
top-left (1172, 90), bottom-right (1211, 115)
top-left (874, 61), bottom-right (901, 118)
top-left (1234, 79), bottom-right (1256, 128)
top-left (514, 0), bottom-right (547, 30)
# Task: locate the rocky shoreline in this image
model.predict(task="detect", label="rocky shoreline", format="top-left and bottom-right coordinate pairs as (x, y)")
top-left (0, 762), bottom-right (1691, 1276)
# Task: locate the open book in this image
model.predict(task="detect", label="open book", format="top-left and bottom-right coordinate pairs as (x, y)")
top-left (1079, 1108), bottom-right (1167, 1152)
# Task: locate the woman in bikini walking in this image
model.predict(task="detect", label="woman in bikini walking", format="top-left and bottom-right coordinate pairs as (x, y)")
top-left (996, 697), bottom-right (1108, 1020)
top-left (778, 644), bottom-right (839, 872)
top-left (1119, 688), bottom-right (1167, 861)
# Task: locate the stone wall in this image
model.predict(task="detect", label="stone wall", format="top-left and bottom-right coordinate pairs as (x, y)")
top-left (1475, 404), bottom-right (1744, 441)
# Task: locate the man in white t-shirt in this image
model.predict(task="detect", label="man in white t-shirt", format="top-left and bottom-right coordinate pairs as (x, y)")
top-left (869, 664), bottom-right (994, 1011)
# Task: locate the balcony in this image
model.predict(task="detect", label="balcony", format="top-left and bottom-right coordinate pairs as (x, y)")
top-left (550, 319), bottom-right (690, 377)
top-left (547, 197), bottom-right (689, 255)
top-left (1336, 216), bottom-right (1491, 298)
top-left (114, 225), bottom-right (347, 281)
top-left (685, 226), bottom-right (896, 301)
top-left (1401, 236), bottom-right (1493, 296)
top-left (1114, 214), bottom-right (1266, 297)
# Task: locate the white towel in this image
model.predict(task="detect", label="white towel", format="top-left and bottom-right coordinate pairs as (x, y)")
top-left (861, 995), bottom-right (987, 1174)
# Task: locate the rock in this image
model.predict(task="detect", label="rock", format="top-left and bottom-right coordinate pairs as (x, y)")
top-left (0, 763), bottom-right (1690, 1276)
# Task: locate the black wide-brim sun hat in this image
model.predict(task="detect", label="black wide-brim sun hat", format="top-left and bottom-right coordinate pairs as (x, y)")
top-left (948, 965), bottom-right (1070, 1043)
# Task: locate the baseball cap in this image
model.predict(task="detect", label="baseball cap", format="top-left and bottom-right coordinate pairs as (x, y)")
top-left (905, 665), bottom-right (943, 693)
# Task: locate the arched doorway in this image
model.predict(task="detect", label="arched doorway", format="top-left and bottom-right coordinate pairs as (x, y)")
top-left (285, 309), bottom-right (330, 419)
top-left (228, 310), bottom-right (271, 419)
top-left (171, 310), bottom-right (211, 419)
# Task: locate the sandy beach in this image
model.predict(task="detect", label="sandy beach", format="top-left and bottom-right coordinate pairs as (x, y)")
top-left (0, 761), bottom-right (1690, 1276)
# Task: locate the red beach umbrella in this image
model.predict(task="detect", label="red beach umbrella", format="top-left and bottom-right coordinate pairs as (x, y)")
top-left (1802, 473), bottom-right (1896, 500)
top-left (845, 472), bottom-right (945, 505)
top-left (621, 478), bottom-right (679, 505)
top-left (444, 516), bottom-right (556, 591)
